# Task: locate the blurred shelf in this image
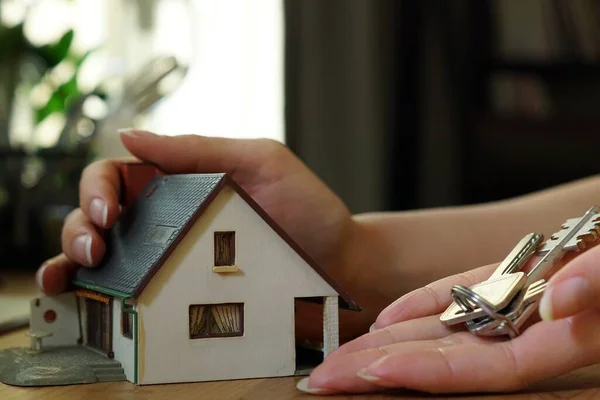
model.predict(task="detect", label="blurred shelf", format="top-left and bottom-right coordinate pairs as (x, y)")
top-left (463, 113), bottom-right (600, 204)
top-left (473, 115), bottom-right (600, 137)
top-left (487, 60), bottom-right (600, 78)
top-left (471, 115), bottom-right (600, 157)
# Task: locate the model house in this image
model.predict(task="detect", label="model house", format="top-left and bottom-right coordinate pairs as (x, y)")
top-left (28, 173), bottom-right (359, 385)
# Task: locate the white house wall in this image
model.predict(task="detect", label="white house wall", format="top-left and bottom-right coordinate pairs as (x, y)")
top-left (111, 298), bottom-right (135, 383)
top-left (30, 292), bottom-right (80, 347)
top-left (137, 185), bottom-right (338, 384)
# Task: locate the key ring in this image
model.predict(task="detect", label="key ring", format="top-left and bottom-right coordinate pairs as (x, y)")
top-left (451, 285), bottom-right (520, 338)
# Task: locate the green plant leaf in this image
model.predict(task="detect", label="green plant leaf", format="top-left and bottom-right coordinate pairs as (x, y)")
top-left (36, 74), bottom-right (80, 122)
top-left (36, 92), bottom-right (64, 122)
top-left (59, 75), bottom-right (78, 98)
top-left (34, 29), bottom-right (75, 68)
top-left (52, 29), bottom-right (75, 61)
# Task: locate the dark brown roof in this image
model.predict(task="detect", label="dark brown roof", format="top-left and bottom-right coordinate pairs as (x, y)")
top-left (74, 173), bottom-right (359, 311)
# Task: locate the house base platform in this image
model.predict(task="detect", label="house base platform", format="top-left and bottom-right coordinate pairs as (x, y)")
top-left (0, 346), bottom-right (125, 386)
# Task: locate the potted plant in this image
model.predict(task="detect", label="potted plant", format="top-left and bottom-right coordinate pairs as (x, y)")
top-left (0, 9), bottom-right (97, 268)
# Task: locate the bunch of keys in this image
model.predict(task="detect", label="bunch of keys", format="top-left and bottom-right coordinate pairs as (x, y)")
top-left (439, 206), bottom-right (600, 338)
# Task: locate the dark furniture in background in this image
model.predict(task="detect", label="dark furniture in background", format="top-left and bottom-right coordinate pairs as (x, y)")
top-left (462, 1), bottom-right (600, 205)
top-left (284, 0), bottom-right (404, 214)
top-left (285, 0), bottom-right (600, 212)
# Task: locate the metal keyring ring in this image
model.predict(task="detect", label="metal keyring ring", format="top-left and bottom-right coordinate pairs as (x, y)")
top-left (451, 284), bottom-right (520, 338)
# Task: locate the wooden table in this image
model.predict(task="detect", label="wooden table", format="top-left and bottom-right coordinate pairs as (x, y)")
top-left (1, 275), bottom-right (600, 399)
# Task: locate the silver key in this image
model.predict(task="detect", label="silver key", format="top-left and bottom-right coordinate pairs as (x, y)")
top-left (440, 273), bottom-right (527, 325)
top-left (525, 206), bottom-right (600, 287)
top-left (537, 214), bottom-right (600, 255)
top-left (451, 283), bottom-right (522, 337)
top-left (465, 279), bottom-right (546, 332)
top-left (451, 206), bottom-right (600, 338)
top-left (439, 233), bottom-right (542, 326)
top-left (465, 279), bottom-right (547, 337)
top-left (488, 233), bottom-right (544, 280)
top-left (492, 280), bottom-right (547, 338)
top-left (450, 206), bottom-right (597, 327)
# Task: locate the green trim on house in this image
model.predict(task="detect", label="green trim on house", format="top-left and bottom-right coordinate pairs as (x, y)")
top-left (72, 280), bottom-right (131, 298)
top-left (120, 298), bottom-right (139, 384)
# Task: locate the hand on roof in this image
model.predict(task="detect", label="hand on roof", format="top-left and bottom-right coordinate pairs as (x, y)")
top-left (297, 247), bottom-right (600, 395)
top-left (35, 130), bottom-right (357, 300)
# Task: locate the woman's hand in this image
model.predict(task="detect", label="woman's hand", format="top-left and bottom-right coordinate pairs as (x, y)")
top-left (298, 245), bottom-right (600, 395)
top-left (36, 130), bottom-right (355, 296)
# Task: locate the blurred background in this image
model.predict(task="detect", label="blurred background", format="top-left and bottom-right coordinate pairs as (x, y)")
top-left (1, 0), bottom-right (599, 271)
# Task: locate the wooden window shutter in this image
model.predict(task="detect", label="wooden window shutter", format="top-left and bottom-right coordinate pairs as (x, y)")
top-left (214, 232), bottom-right (235, 266)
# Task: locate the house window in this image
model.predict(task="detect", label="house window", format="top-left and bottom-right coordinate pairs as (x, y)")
top-left (214, 232), bottom-right (235, 266)
top-left (122, 311), bottom-right (133, 339)
top-left (189, 303), bottom-right (244, 339)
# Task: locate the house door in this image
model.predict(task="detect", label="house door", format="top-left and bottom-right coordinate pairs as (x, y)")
top-left (294, 297), bottom-right (324, 375)
top-left (85, 298), bottom-right (112, 355)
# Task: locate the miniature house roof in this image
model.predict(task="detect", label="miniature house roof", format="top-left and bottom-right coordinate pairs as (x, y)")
top-left (74, 173), bottom-right (359, 311)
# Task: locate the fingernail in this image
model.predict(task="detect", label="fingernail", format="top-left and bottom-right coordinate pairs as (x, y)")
top-left (539, 277), bottom-right (592, 321)
top-left (369, 323), bottom-right (378, 333)
top-left (118, 128), bottom-right (157, 138)
top-left (36, 263), bottom-right (49, 292)
top-left (358, 356), bottom-right (392, 384)
top-left (89, 198), bottom-right (108, 228)
top-left (357, 368), bottom-right (382, 383)
top-left (73, 234), bottom-right (93, 266)
top-left (295, 377), bottom-right (335, 395)
top-left (539, 287), bottom-right (554, 321)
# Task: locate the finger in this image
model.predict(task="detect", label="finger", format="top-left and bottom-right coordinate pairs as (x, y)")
top-left (299, 331), bottom-right (487, 394)
top-left (540, 242), bottom-right (600, 321)
top-left (80, 158), bottom-right (129, 228)
top-left (327, 315), bottom-right (461, 360)
top-left (36, 254), bottom-right (79, 295)
top-left (373, 263), bottom-right (497, 329)
top-left (119, 130), bottom-right (273, 179)
top-left (357, 310), bottom-right (600, 394)
top-left (61, 209), bottom-right (106, 267)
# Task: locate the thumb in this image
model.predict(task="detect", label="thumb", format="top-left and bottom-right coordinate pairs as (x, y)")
top-left (539, 243), bottom-right (600, 321)
top-left (119, 129), bottom-right (259, 175)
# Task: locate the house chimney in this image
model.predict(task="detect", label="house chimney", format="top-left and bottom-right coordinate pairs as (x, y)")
top-left (119, 162), bottom-right (162, 207)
